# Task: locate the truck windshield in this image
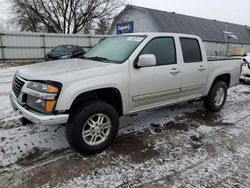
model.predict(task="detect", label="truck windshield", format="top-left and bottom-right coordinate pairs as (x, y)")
top-left (82, 36), bottom-right (146, 63)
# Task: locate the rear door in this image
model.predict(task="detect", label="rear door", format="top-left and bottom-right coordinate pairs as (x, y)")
top-left (178, 37), bottom-right (209, 101)
top-left (129, 37), bottom-right (181, 112)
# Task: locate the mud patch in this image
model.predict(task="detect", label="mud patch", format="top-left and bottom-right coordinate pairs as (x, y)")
top-left (16, 147), bottom-right (49, 166)
top-left (164, 121), bottom-right (190, 131)
top-left (204, 143), bottom-right (217, 157)
top-left (241, 91), bottom-right (250, 95)
top-left (150, 123), bottom-right (162, 133)
top-left (185, 110), bottom-right (234, 127)
top-left (0, 118), bottom-right (22, 129)
top-left (111, 132), bottom-right (160, 163)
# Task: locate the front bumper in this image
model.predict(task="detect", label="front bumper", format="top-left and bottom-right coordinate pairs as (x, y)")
top-left (10, 92), bottom-right (69, 125)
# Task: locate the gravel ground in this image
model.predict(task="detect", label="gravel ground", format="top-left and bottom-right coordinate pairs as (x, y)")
top-left (0, 66), bottom-right (249, 188)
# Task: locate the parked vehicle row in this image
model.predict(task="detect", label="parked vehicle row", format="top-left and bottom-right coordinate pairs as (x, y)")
top-left (10, 33), bottom-right (242, 155)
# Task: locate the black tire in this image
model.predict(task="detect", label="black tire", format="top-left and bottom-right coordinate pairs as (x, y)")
top-left (239, 78), bottom-right (244, 83)
top-left (203, 81), bottom-right (227, 112)
top-left (66, 100), bottom-right (119, 155)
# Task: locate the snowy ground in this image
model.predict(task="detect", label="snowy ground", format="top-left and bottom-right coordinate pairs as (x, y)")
top-left (0, 66), bottom-right (250, 188)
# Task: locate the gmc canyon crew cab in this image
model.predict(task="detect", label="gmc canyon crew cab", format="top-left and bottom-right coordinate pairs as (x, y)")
top-left (10, 33), bottom-right (242, 155)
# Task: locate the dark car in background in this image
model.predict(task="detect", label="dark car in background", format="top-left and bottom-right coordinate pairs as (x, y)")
top-left (45, 45), bottom-right (85, 61)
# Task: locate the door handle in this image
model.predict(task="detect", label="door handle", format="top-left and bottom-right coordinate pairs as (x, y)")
top-left (170, 68), bottom-right (180, 74)
top-left (198, 66), bottom-right (206, 71)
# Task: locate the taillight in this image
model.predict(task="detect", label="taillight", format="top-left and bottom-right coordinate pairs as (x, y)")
top-left (240, 63), bottom-right (243, 75)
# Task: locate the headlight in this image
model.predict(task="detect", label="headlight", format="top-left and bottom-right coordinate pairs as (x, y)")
top-left (27, 82), bottom-right (59, 93)
top-left (26, 82), bottom-right (60, 113)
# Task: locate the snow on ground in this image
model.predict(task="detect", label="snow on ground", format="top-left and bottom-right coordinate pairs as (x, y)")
top-left (0, 66), bottom-right (19, 121)
top-left (52, 115), bottom-right (250, 188)
top-left (0, 124), bottom-right (69, 167)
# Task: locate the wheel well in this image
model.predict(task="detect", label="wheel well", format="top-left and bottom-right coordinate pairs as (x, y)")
top-left (70, 88), bottom-right (123, 116)
top-left (213, 74), bottom-right (230, 88)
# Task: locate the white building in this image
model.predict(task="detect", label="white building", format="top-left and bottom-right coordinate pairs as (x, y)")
top-left (110, 5), bottom-right (250, 56)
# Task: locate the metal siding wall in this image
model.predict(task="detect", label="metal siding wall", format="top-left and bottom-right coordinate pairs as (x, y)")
top-left (244, 44), bottom-right (250, 53)
top-left (203, 42), bottom-right (225, 56)
top-left (4, 48), bottom-right (44, 59)
top-left (0, 32), bottom-right (105, 62)
top-left (90, 37), bottom-right (102, 46)
top-left (77, 37), bottom-right (91, 48)
top-left (204, 42), bottom-right (250, 56)
top-left (111, 8), bottom-right (158, 35)
top-left (44, 36), bottom-right (78, 47)
top-left (3, 35), bottom-right (43, 47)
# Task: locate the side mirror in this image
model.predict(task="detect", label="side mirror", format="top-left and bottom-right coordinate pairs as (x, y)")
top-left (137, 54), bottom-right (156, 68)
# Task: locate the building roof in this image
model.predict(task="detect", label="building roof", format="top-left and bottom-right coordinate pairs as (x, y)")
top-left (111, 5), bottom-right (250, 44)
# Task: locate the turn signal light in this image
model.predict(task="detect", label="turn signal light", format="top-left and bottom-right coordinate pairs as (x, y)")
top-left (45, 100), bottom-right (57, 112)
top-left (47, 85), bottom-right (59, 93)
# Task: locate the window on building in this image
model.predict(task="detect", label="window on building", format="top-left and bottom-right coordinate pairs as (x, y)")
top-left (180, 38), bottom-right (202, 63)
top-left (140, 37), bottom-right (176, 66)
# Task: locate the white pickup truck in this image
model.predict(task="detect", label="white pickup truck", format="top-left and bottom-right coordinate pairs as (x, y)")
top-left (10, 33), bottom-right (242, 155)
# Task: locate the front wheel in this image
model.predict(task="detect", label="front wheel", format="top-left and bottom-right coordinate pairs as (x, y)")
top-left (203, 81), bottom-right (227, 112)
top-left (66, 100), bottom-right (119, 155)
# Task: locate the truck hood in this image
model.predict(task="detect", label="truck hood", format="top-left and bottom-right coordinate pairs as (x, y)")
top-left (17, 58), bottom-right (120, 82)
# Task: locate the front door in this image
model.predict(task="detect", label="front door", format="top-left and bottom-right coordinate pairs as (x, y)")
top-left (129, 37), bottom-right (181, 112)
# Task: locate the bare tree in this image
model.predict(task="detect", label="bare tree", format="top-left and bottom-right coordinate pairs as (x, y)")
top-left (0, 18), bottom-right (18, 32)
top-left (11, 0), bottom-right (125, 34)
top-left (95, 18), bottom-right (108, 34)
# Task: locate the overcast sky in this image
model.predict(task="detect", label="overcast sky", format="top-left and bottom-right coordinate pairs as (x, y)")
top-left (0, 0), bottom-right (249, 27)
top-left (130, 0), bottom-right (250, 26)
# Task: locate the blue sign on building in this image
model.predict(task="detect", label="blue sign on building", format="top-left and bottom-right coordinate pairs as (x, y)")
top-left (117, 21), bottom-right (134, 34)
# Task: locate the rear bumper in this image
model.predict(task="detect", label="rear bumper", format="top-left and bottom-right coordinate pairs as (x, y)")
top-left (240, 74), bottom-right (250, 82)
top-left (10, 92), bottom-right (69, 125)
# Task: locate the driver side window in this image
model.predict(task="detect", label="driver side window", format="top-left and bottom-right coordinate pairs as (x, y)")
top-left (140, 37), bottom-right (176, 66)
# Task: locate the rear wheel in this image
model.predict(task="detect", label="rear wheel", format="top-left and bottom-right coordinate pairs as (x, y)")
top-left (203, 81), bottom-right (227, 112)
top-left (66, 100), bottom-right (119, 155)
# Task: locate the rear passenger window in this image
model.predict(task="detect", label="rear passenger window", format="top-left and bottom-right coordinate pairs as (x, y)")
top-left (140, 37), bottom-right (176, 66)
top-left (180, 38), bottom-right (202, 63)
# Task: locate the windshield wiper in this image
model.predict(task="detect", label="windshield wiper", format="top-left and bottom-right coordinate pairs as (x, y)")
top-left (83, 56), bottom-right (108, 62)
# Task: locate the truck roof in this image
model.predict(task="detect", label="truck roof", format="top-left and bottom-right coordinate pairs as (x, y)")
top-left (122, 32), bottom-right (201, 39)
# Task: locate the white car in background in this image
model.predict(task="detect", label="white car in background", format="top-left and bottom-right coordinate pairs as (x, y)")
top-left (240, 53), bottom-right (250, 83)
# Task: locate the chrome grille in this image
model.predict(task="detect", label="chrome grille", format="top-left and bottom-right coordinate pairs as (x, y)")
top-left (12, 76), bottom-right (25, 98)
